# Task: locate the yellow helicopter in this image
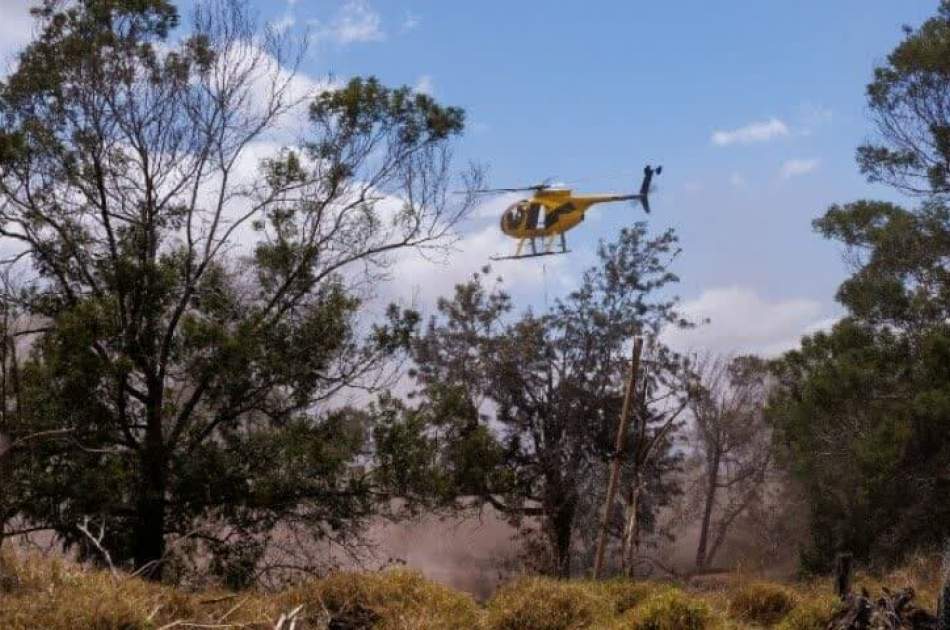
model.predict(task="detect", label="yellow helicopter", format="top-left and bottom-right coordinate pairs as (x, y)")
top-left (474, 165), bottom-right (662, 260)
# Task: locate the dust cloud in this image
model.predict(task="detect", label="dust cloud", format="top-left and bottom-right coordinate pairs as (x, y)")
top-left (367, 508), bottom-right (520, 599)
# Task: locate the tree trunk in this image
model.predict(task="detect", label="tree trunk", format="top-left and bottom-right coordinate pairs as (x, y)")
top-left (134, 401), bottom-right (167, 580)
top-left (546, 497), bottom-right (576, 579)
top-left (134, 456), bottom-right (167, 579)
top-left (622, 478), bottom-right (641, 577)
top-left (695, 448), bottom-right (721, 571)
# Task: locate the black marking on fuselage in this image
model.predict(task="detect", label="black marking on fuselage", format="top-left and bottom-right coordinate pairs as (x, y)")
top-left (526, 203), bottom-right (542, 229)
top-left (544, 202), bottom-right (576, 229)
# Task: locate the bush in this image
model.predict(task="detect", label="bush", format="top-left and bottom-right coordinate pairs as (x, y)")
top-left (286, 568), bottom-right (481, 630)
top-left (0, 556), bottom-right (479, 630)
top-left (484, 577), bottom-right (609, 630)
top-left (0, 553), bottom-right (192, 630)
top-left (728, 581), bottom-right (797, 625)
top-left (625, 587), bottom-right (711, 630)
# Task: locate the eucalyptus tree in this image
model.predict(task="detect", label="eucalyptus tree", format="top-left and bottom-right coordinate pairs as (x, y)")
top-left (769, 1), bottom-right (950, 570)
top-left (0, 0), bottom-right (477, 581)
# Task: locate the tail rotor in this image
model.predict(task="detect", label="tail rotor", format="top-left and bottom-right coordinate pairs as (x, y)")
top-left (637, 164), bottom-right (662, 213)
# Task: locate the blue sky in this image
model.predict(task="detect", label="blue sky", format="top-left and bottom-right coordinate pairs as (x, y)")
top-left (0, 0), bottom-right (939, 355)
top-left (273, 0), bottom-right (935, 354)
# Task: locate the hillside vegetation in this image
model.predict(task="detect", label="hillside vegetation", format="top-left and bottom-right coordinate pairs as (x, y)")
top-left (1, 552), bottom-right (944, 629)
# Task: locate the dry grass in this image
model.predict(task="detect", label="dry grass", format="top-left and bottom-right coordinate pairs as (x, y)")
top-left (727, 581), bottom-right (797, 626)
top-left (281, 569), bottom-right (481, 629)
top-left (0, 550), bottom-right (478, 629)
top-left (622, 586), bottom-right (712, 629)
top-left (483, 577), bottom-right (612, 629)
top-left (3, 550), bottom-right (941, 629)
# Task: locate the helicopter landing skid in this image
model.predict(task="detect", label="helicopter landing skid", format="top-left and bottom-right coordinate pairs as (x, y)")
top-left (489, 249), bottom-right (571, 261)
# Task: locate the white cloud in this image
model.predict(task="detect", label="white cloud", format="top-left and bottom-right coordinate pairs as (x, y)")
top-left (312, 0), bottom-right (385, 45)
top-left (797, 103), bottom-right (832, 136)
top-left (382, 225), bottom-right (565, 314)
top-left (711, 118), bottom-right (789, 146)
top-left (414, 75), bottom-right (434, 95)
top-left (728, 172), bottom-right (747, 188)
top-left (215, 41), bottom-right (340, 142)
top-left (662, 287), bottom-right (836, 357)
top-left (402, 12), bottom-right (420, 32)
top-left (779, 158), bottom-right (819, 179)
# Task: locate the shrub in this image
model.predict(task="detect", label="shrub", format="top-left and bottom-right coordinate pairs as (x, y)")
top-left (598, 579), bottom-right (660, 614)
top-left (484, 577), bottom-right (610, 630)
top-left (288, 568), bottom-right (481, 630)
top-left (625, 587), bottom-right (711, 630)
top-left (728, 581), bottom-right (797, 625)
top-left (0, 557), bottom-right (478, 630)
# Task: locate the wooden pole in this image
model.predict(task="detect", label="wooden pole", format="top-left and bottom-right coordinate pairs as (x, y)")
top-left (593, 336), bottom-right (644, 579)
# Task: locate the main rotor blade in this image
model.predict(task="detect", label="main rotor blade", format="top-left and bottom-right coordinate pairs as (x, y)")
top-left (470, 188), bottom-right (536, 193)
top-left (459, 181), bottom-right (554, 194)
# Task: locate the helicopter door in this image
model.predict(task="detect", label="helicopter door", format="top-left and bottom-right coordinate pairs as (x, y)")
top-left (526, 203), bottom-right (542, 230)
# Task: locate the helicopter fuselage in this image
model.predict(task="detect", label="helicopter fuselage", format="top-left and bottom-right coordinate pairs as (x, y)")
top-left (499, 190), bottom-right (636, 239)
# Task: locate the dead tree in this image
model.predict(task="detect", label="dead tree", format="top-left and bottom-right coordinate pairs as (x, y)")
top-left (689, 354), bottom-right (772, 571)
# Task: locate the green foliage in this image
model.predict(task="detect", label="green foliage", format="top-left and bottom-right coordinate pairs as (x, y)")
top-left (771, 203), bottom-right (950, 569)
top-left (769, 311), bottom-right (950, 568)
top-left (814, 201), bottom-right (950, 327)
top-left (858, 1), bottom-right (950, 194)
top-left (0, 0), bottom-right (471, 581)
top-left (770, 1), bottom-right (950, 573)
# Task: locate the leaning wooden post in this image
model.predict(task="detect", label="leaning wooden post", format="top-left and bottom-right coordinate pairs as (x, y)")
top-left (593, 337), bottom-right (644, 579)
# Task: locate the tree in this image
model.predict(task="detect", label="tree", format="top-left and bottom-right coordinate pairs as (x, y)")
top-left (857, 1), bottom-right (950, 196)
top-left (769, 1), bottom-right (950, 572)
top-left (688, 354), bottom-right (772, 572)
top-left (395, 225), bottom-right (690, 578)
top-left (0, 0), bottom-right (478, 581)
top-left (0, 283), bottom-right (74, 547)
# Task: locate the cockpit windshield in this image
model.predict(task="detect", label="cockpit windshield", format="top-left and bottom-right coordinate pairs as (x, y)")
top-left (501, 201), bottom-right (542, 232)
